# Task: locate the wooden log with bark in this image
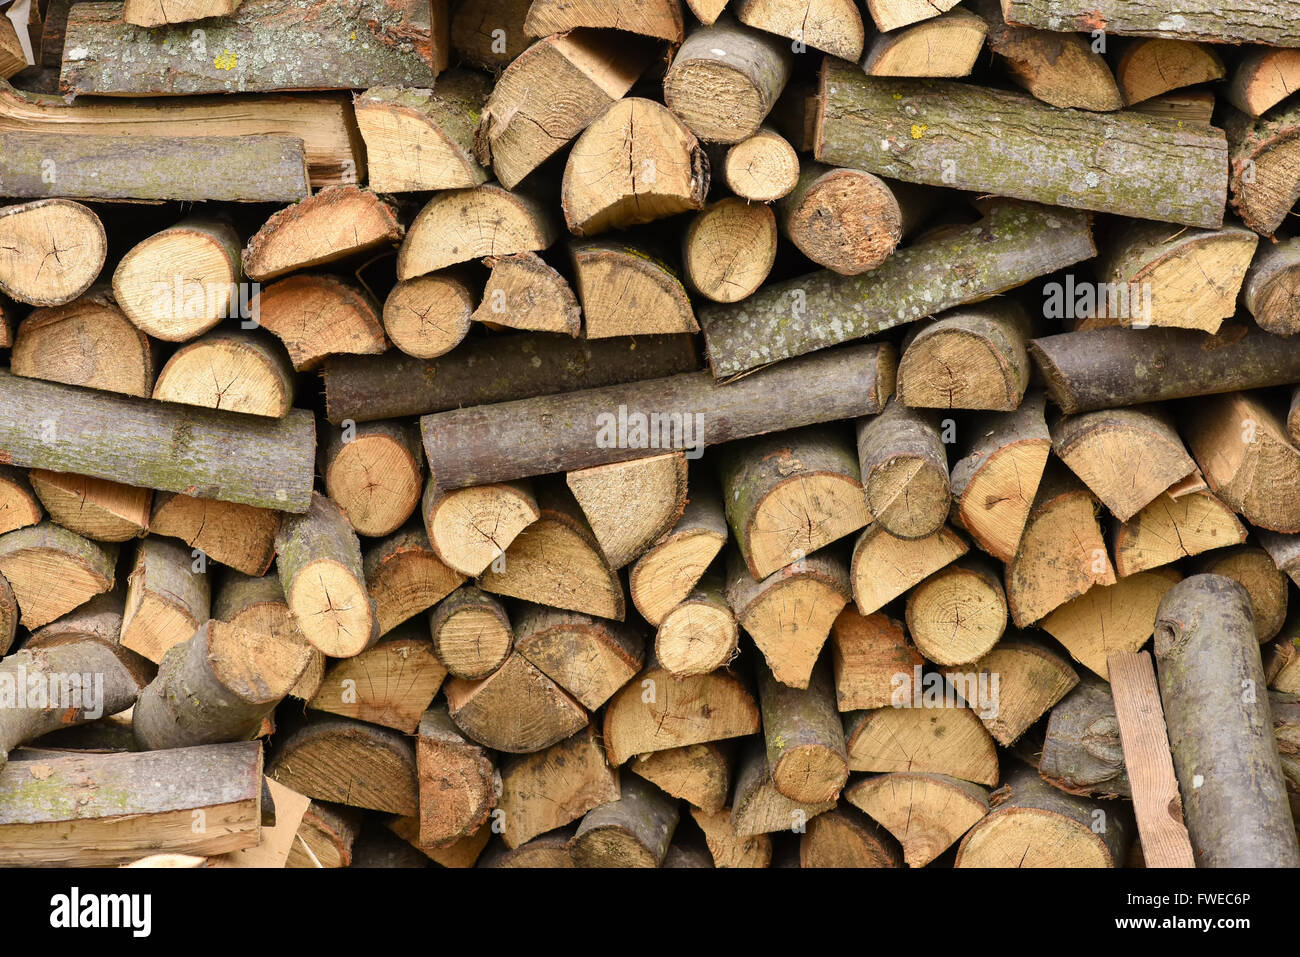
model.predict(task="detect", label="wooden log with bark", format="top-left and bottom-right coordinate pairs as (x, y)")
top-left (242, 187), bottom-right (402, 282)
top-left (829, 609), bottom-right (923, 711)
top-left (569, 241), bottom-right (698, 337)
top-left (443, 652), bottom-right (587, 753)
top-left (307, 623), bottom-right (446, 732)
top-left (471, 253), bottom-right (579, 337)
top-left (152, 330), bottom-right (294, 418)
top-left (857, 400), bottom-right (950, 540)
top-left (251, 275), bottom-right (387, 372)
top-left (631, 742), bottom-right (730, 813)
top-left (1226, 48), bottom-right (1300, 117)
top-left (513, 603), bottom-right (645, 710)
top-left (495, 726), bottom-right (618, 849)
top-left (427, 585), bottom-right (512, 680)
top-left (682, 198), bottom-right (777, 304)
top-left (896, 303), bottom-right (1031, 411)
top-left (846, 702), bottom-right (999, 787)
top-left (845, 771), bottom-right (989, 867)
top-left (28, 471), bottom-right (150, 543)
top-left (423, 479), bottom-right (540, 578)
top-left (414, 705), bottom-right (499, 848)
top-left (862, 8), bottom-right (987, 78)
top-left (654, 570), bottom-right (738, 677)
top-left (0, 199), bottom-right (105, 306)
top-left (1001, 0), bottom-right (1300, 46)
top-left (11, 289), bottom-right (153, 397)
top-left (850, 523), bottom-right (969, 615)
top-left (268, 715), bottom-right (418, 816)
top-left (321, 420), bottom-right (424, 538)
top-left (398, 183), bottom-right (558, 279)
top-left (120, 536), bottom-right (208, 663)
top-left (722, 127), bottom-right (800, 201)
top-left (569, 774), bottom-right (679, 868)
top-left (213, 571), bottom-right (323, 702)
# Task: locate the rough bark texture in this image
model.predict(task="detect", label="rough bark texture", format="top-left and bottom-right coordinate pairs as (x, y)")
top-left (699, 199), bottom-right (1093, 378)
top-left (1226, 102), bottom-right (1300, 237)
top-left (421, 343), bottom-right (894, 489)
top-left (856, 399), bottom-right (950, 540)
top-left (1153, 574), bottom-right (1300, 867)
top-left (1001, 0), bottom-right (1300, 46)
top-left (1039, 674), bottom-right (1131, 799)
top-left (415, 705), bottom-right (499, 848)
top-left (61, 0), bottom-right (440, 95)
top-left (816, 62), bottom-right (1227, 228)
top-left (758, 658), bottom-right (849, 804)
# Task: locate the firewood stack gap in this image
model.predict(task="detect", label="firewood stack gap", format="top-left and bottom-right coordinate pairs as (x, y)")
top-left (0, 0), bottom-right (1299, 872)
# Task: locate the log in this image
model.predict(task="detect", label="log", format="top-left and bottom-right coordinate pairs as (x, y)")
top-left (681, 198), bottom-right (777, 304)
top-left (120, 536), bottom-right (208, 663)
top-left (476, 827), bottom-right (571, 868)
top-left (1228, 103), bottom-right (1300, 237)
top-left (1116, 38), bottom-right (1225, 105)
top-left (972, 0), bottom-right (1121, 110)
top-left (149, 493), bottom-right (280, 578)
top-left (774, 163), bottom-right (909, 276)
top-left (496, 726), bottom-right (618, 849)
top-left (423, 479), bottom-right (540, 577)
top-left (450, 0), bottom-right (530, 69)
top-left (0, 639), bottom-right (146, 768)
top-left (1096, 221), bottom-right (1257, 333)
top-left (1242, 236), bottom-right (1300, 336)
top-left (28, 470), bottom-right (149, 543)
top-left (0, 465), bottom-right (41, 536)
top-left (242, 187), bottom-right (402, 282)
top-left (1001, 0), bottom-right (1300, 46)
top-left (11, 289), bottom-right (153, 397)
top-left (954, 764), bottom-right (1131, 867)
top-left (1184, 391), bottom-right (1300, 533)
top-left (0, 199), bottom-right (105, 306)
top-left (758, 657), bottom-right (849, 804)
top-left (427, 585), bottom-right (512, 680)
top-left (1114, 487), bottom-right (1244, 577)
top-left (862, 8), bottom-right (987, 78)
top-left (569, 774), bottom-right (679, 868)
top-left (857, 400), bottom-right (949, 540)
top-left (251, 274), bottom-right (387, 372)
top-left (353, 74), bottom-right (491, 192)
top-left (720, 424), bottom-right (869, 580)
top-left (307, 623), bottom-right (446, 732)
top-left (123, 0), bottom-right (241, 27)
top-left (0, 131), bottom-right (309, 202)
top-left (700, 199), bottom-right (1093, 379)
top-left (0, 570), bottom-right (14, 655)
top-left (152, 330), bottom-right (294, 418)
top-left (478, 480), bottom-right (625, 620)
top-left (111, 217), bottom-right (241, 343)
top-left (1029, 325), bottom-right (1300, 414)
top-left (213, 571), bottom-right (323, 703)
top-left (905, 558), bottom-right (1007, 666)
top-left (895, 303), bottom-right (1031, 410)
top-left (0, 83), bottom-right (364, 187)
top-left (943, 636), bottom-right (1079, 746)
top-left (420, 343), bottom-right (895, 489)
top-left (846, 702), bottom-right (999, 787)
top-left (1051, 405), bottom-right (1196, 521)
top-left (415, 705), bottom-right (499, 848)
top-left (630, 743), bottom-right (730, 813)
top-left (562, 98), bottom-right (709, 236)
top-left (0, 742), bottom-right (263, 865)
top-left (1197, 546), bottom-right (1288, 643)
top-left (268, 715), bottom-right (418, 816)
top-left (398, 183), bottom-right (559, 279)
top-left (815, 63), bottom-right (1227, 228)
top-left (867, 0), bottom-right (960, 31)
top-left (0, 16), bottom-right (24, 80)
top-left (844, 772), bottom-right (989, 867)
top-left (1006, 464), bottom-right (1116, 627)
top-left (603, 660), bottom-right (760, 765)
top-left (850, 523), bottom-right (968, 615)
top-left (0, 373), bottom-right (315, 511)
top-left (722, 127), bottom-right (800, 202)
top-left (691, 805), bottom-right (773, 867)
top-left (134, 618), bottom-right (308, 750)
top-left (0, 522), bottom-right (115, 629)
top-left (662, 16), bottom-right (792, 145)
top-left (285, 802), bottom-right (362, 868)
top-left (60, 0), bottom-right (441, 95)
top-left (570, 241), bottom-right (698, 337)
top-left (525, 0), bottom-right (684, 40)
top-left (324, 333), bottom-right (699, 424)
top-left (474, 31), bottom-right (654, 190)
top-left (275, 491), bottom-right (379, 658)
top-left (443, 652), bottom-right (587, 753)
top-left (731, 738), bottom-right (836, 837)
top-left (629, 478), bottom-right (728, 627)
top-left (727, 547), bottom-right (851, 689)
top-left (655, 570), bottom-right (738, 677)
top-left (1040, 568), bottom-right (1181, 679)
top-left (735, 0), bottom-right (864, 59)
top-left (829, 608), bottom-right (923, 712)
top-left (1129, 89), bottom-right (1217, 124)
top-left (514, 603), bottom-right (644, 710)
top-left (1226, 48), bottom-right (1300, 117)
top-left (567, 452), bottom-right (688, 569)
top-left (800, 804), bottom-right (902, 867)
top-left (1259, 527), bottom-right (1300, 589)
top-left (1039, 673), bottom-right (1130, 798)
top-left (470, 253), bottom-right (579, 337)
top-left (321, 420), bottom-right (424, 538)
top-left (948, 393), bottom-right (1050, 562)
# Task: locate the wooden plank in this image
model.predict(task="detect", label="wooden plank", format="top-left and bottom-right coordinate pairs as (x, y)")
top-left (1107, 650), bottom-right (1196, 868)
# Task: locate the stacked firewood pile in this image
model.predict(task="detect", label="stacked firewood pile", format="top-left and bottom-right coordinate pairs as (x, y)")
top-left (1, 0), bottom-right (1299, 870)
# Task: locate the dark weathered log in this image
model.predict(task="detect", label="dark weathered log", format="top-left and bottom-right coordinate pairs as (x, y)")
top-left (816, 62), bottom-right (1227, 228)
top-left (421, 343), bottom-right (895, 489)
top-left (1029, 325), bottom-right (1300, 414)
top-left (0, 131), bottom-right (309, 202)
top-left (699, 200), bottom-right (1093, 379)
top-left (1039, 674), bottom-right (1130, 799)
top-left (1154, 574), bottom-right (1300, 867)
top-left (1001, 0), bottom-right (1300, 46)
top-left (323, 334), bottom-right (699, 424)
top-left (0, 371), bottom-right (316, 512)
top-left (60, 0), bottom-right (440, 95)
top-left (569, 774), bottom-right (679, 868)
